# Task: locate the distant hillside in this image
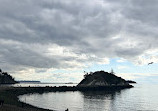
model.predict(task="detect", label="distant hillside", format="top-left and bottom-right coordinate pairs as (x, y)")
top-left (17, 81), bottom-right (41, 83)
top-left (0, 69), bottom-right (17, 84)
top-left (77, 71), bottom-right (130, 87)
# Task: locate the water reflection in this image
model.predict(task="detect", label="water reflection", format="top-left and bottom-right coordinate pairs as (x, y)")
top-left (81, 90), bottom-right (121, 111)
top-left (20, 89), bottom-right (124, 111)
top-left (19, 84), bottom-right (158, 111)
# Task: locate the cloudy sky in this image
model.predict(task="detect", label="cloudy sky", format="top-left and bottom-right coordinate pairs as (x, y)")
top-left (0, 0), bottom-right (158, 83)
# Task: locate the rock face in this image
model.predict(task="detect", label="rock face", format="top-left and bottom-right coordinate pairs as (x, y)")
top-left (0, 69), bottom-right (17, 84)
top-left (77, 71), bottom-right (129, 87)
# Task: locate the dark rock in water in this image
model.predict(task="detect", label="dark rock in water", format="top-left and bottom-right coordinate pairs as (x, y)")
top-left (77, 71), bottom-right (130, 87)
top-left (126, 80), bottom-right (137, 84)
top-left (0, 69), bottom-right (17, 84)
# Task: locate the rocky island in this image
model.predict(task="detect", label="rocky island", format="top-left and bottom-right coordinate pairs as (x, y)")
top-left (77, 71), bottom-right (133, 90)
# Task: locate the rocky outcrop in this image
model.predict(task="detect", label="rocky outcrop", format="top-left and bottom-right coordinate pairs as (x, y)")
top-left (77, 71), bottom-right (130, 87)
top-left (0, 69), bottom-right (17, 84)
top-left (126, 80), bottom-right (136, 83)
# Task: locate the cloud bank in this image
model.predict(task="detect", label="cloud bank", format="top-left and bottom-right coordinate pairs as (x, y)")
top-left (0, 0), bottom-right (158, 81)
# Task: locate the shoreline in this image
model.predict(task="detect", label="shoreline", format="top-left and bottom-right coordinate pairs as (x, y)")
top-left (0, 85), bottom-right (133, 111)
top-left (0, 86), bottom-right (54, 111)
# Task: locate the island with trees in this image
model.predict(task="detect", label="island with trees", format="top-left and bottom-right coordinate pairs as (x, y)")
top-left (0, 69), bottom-right (17, 84)
top-left (77, 71), bottom-right (133, 90)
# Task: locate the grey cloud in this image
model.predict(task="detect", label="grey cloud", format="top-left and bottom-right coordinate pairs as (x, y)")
top-left (0, 41), bottom-right (59, 68)
top-left (122, 0), bottom-right (158, 26)
top-left (0, 0), bottom-right (158, 73)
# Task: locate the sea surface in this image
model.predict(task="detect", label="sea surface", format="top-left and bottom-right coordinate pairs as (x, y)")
top-left (19, 84), bottom-right (158, 111)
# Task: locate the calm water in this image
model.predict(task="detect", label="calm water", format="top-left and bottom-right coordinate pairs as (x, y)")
top-left (19, 84), bottom-right (158, 111)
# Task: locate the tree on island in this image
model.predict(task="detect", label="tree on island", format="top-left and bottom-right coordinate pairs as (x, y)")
top-left (110, 68), bottom-right (115, 75)
top-left (83, 71), bottom-right (94, 79)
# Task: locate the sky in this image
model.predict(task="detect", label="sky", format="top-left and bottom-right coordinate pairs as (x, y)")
top-left (0, 0), bottom-right (158, 83)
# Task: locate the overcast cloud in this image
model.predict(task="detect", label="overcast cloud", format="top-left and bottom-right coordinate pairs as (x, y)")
top-left (0, 0), bottom-right (158, 81)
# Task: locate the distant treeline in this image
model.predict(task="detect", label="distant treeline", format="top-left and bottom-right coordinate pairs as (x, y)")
top-left (17, 80), bottom-right (41, 83)
top-left (0, 69), bottom-right (17, 84)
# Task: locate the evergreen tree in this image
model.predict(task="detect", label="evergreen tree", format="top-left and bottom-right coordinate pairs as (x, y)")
top-left (110, 68), bottom-right (115, 75)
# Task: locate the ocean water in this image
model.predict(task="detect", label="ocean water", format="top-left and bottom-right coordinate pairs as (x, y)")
top-left (19, 84), bottom-right (158, 111)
